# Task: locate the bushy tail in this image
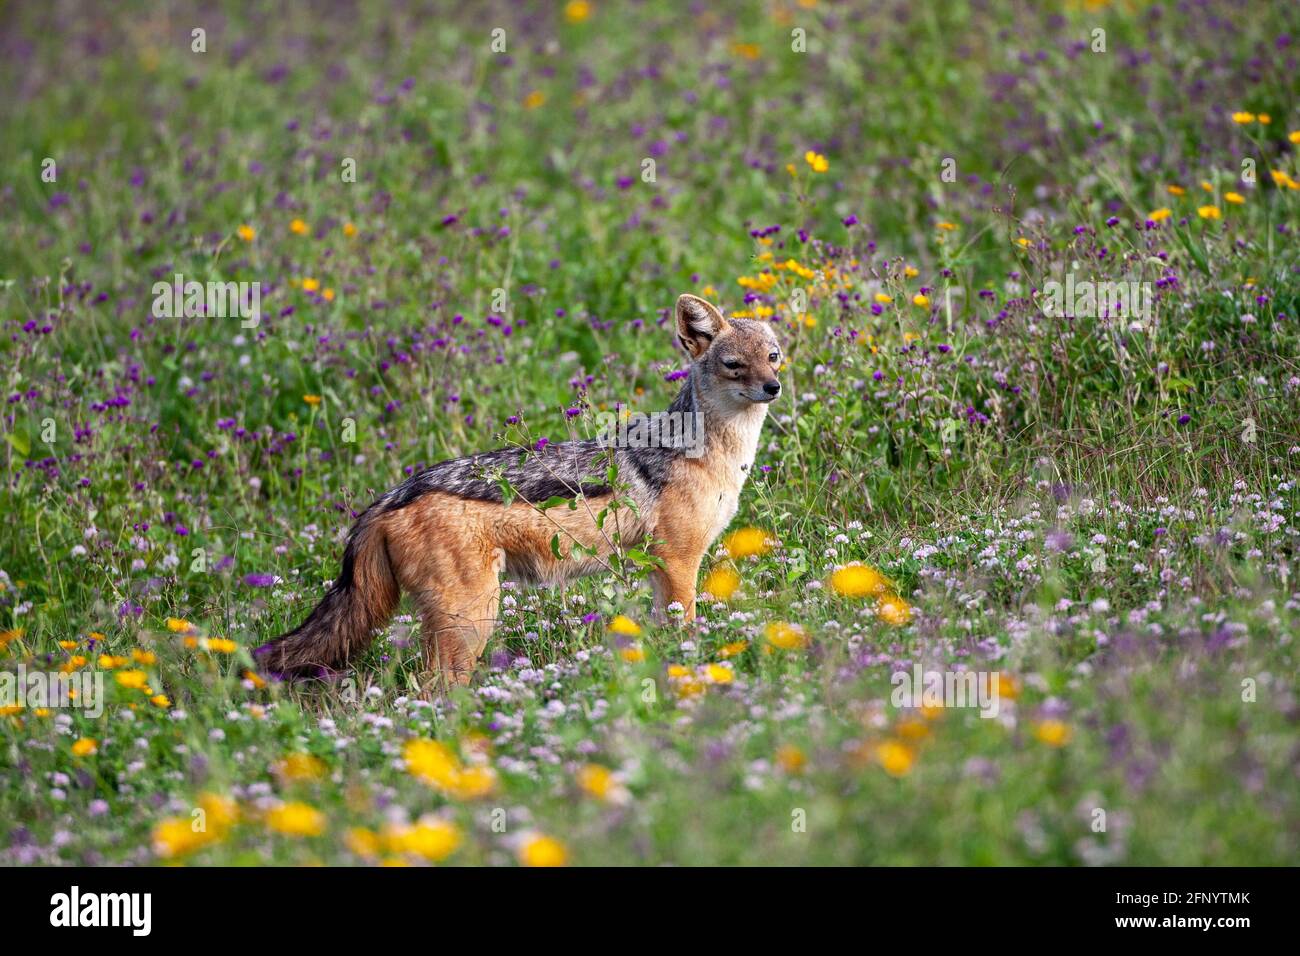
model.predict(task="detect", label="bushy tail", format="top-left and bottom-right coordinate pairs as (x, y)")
top-left (255, 508), bottom-right (399, 680)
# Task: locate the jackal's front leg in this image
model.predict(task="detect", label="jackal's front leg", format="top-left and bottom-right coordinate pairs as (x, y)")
top-left (650, 552), bottom-right (703, 625)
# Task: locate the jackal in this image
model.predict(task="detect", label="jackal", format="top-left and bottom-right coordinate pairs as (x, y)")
top-left (256, 294), bottom-right (783, 689)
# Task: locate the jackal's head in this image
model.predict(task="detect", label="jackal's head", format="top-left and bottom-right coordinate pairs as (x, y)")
top-left (676, 293), bottom-right (783, 409)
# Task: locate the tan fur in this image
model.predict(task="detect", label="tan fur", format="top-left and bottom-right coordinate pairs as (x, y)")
top-left (261, 294), bottom-right (781, 692)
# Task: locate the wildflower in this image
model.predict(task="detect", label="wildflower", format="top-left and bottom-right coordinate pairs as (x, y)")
top-left (97, 654), bottom-right (128, 668)
top-left (523, 90), bottom-right (545, 109)
top-left (724, 527), bottom-right (772, 559)
top-left (877, 597), bottom-right (913, 625)
top-left (1230, 111), bottom-right (1255, 124)
top-left (1147, 208), bottom-right (1172, 222)
top-left (704, 663), bottom-right (734, 684)
top-left (519, 833), bottom-right (568, 867)
top-left (875, 740), bottom-right (915, 776)
top-left (1034, 719), bottom-right (1072, 747)
top-left (265, 801), bottom-right (326, 837)
top-left (1197, 205), bottom-right (1221, 219)
top-left (620, 645), bottom-right (645, 663)
top-left (346, 827), bottom-right (381, 858)
top-left (912, 293), bottom-right (930, 308)
top-left (1224, 192), bottom-right (1245, 204)
top-left (166, 618), bottom-right (195, 633)
top-left (150, 694), bottom-right (171, 708)
top-left (577, 764), bottom-right (618, 801)
top-left (829, 564), bottom-right (888, 598)
top-left (236, 224), bottom-right (256, 241)
top-left (303, 394), bottom-right (322, 406)
top-left (153, 817), bottom-right (213, 858)
top-left (342, 222), bottom-right (357, 237)
top-left (776, 745), bottom-right (806, 774)
top-left (1166, 185), bottom-right (1185, 196)
top-left (701, 564), bottom-right (740, 601)
top-left (564, 0), bottom-right (591, 23)
top-left (289, 218), bottom-right (309, 235)
top-left (718, 640), bottom-right (749, 658)
top-left (199, 792), bottom-right (240, 829)
top-left (388, 818), bottom-right (462, 862)
top-left (301, 277), bottom-right (320, 292)
top-left (804, 151), bottom-right (829, 173)
top-left (114, 669), bottom-right (149, 690)
top-left (275, 753), bottom-right (328, 781)
top-left (1289, 130), bottom-right (1300, 144)
top-left (71, 738), bottom-right (98, 757)
top-left (874, 292), bottom-right (893, 304)
top-left (608, 614), bottom-right (641, 637)
top-left (132, 649), bottom-right (156, 665)
top-left (903, 265), bottom-right (919, 278)
top-left (936, 221), bottom-right (957, 231)
top-left (732, 42), bottom-right (761, 60)
top-left (204, 638), bottom-right (238, 654)
top-left (764, 621), bottom-right (808, 650)
top-left (1015, 237), bottom-right (1031, 248)
top-left (993, 673), bottom-right (1021, 700)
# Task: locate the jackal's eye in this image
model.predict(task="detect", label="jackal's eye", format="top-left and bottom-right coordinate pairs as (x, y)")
top-left (722, 359), bottom-right (744, 370)
top-left (768, 352), bottom-right (780, 363)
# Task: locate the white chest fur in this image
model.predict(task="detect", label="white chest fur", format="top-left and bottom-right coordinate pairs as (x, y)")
top-left (702, 404), bottom-right (768, 544)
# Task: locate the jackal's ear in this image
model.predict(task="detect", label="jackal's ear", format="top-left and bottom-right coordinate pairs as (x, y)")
top-left (676, 294), bottom-right (728, 359)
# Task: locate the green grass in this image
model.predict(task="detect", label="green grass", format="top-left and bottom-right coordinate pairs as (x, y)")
top-left (0, 0), bottom-right (1298, 865)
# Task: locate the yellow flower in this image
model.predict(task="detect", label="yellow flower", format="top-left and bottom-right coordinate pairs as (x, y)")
top-left (60, 656), bottom-right (88, 674)
top-left (718, 640), bottom-right (749, 658)
top-left (704, 663), bottom-right (734, 684)
top-left (243, 669), bottom-right (267, 689)
top-left (875, 740), bottom-right (915, 776)
top-left (776, 744), bottom-right (806, 774)
top-left (563, 0), bottom-right (591, 23)
top-left (732, 42), bottom-right (761, 60)
top-left (829, 564), bottom-right (889, 598)
top-left (275, 752), bottom-right (328, 781)
top-left (993, 673), bottom-right (1021, 700)
top-left (1015, 237), bottom-right (1032, 248)
top-left (0, 705), bottom-right (22, 717)
top-left (1288, 130), bottom-right (1300, 144)
top-left (153, 817), bottom-right (213, 858)
top-left (303, 394), bottom-right (322, 406)
top-left (1257, 113), bottom-right (1271, 124)
top-left (1231, 111), bottom-right (1256, 124)
top-left (132, 649), bottom-right (157, 665)
top-left (936, 221), bottom-right (957, 231)
top-left (895, 717), bottom-right (930, 741)
top-left (701, 565), bottom-right (740, 601)
top-left (447, 764), bottom-right (498, 800)
top-left (804, 151), bottom-right (829, 173)
top-left (1166, 185), bottom-right (1185, 196)
top-left (290, 218), bottom-right (309, 235)
top-left (166, 618), bottom-right (195, 633)
top-left (724, 527), bottom-right (772, 559)
top-left (265, 801), bottom-right (326, 837)
top-left (97, 654), bottom-right (128, 669)
top-left (1147, 208), bottom-right (1172, 222)
top-left (71, 737), bottom-right (98, 757)
top-left (912, 293), bottom-right (930, 308)
top-left (342, 222), bottom-right (357, 237)
top-left (204, 638), bottom-right (238, 654)
top-left (764, 621), bottom-right (808, 650)
top-left (346, 827), bottom-right (381, 858)
top-left (1034, 719), bottom-right (1072, 747)
top-left (387, 818), bottom-right (462, 862)
top-left (877, 597), bottom-right (913, 626)
top-left (874, 292), bottom-right (893, 304)
top-left (236, 224), bottom-right (256, 242)
top-left (519, 833), bottom-right (568, 867)
top-left (150, 694), bottom-right (171, 708)
top-left (1224, 192), bottom-right (1245, 204)
top-left (903, 265), bottom-right (919, 278)
top-left (523, 90), bottom-right (546, 109)
top-left (620, 645), bottom-right (645, 663)
top-left (301, 277), bottom-right (320, 292)
top-left (577, 764), bottom-right (616, 800)
top-left (403, 738), bottom-right (496, 799)
top-left (114, 669), bottom-right (149, 690)
top-left (608, 614), bottom-right (641, 637)
top-left (1201, 180), bottom-right (1214, 192)
top-left (1197, 205), bottom-right (1221, 219)
top-left (199, 792), bottom-right (240, 829)
top-left (322, 288), bottom-right (335, 302)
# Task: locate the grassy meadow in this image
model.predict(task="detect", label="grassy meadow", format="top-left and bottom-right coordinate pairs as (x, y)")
top-left (1, 0), bottom-right (1298, 865)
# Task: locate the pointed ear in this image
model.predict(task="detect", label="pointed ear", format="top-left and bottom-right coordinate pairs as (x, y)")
top-left (676, 294), bottom-right (728, 359)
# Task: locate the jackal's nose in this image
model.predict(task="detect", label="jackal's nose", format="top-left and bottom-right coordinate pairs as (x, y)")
top-left (763, 381), bottom-right (781, 396)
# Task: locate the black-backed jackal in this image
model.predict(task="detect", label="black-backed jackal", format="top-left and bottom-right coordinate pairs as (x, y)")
top-left (256, 294), bottom-right (783, 690)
